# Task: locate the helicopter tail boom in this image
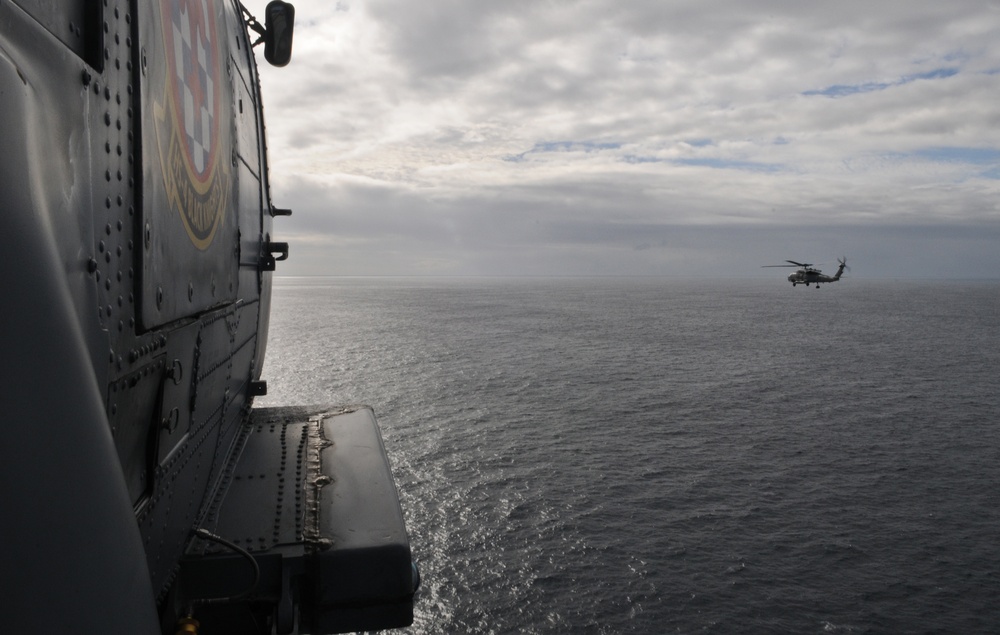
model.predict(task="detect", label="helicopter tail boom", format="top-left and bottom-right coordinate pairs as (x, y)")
top-left (833, 257), bottom-right (848, 280)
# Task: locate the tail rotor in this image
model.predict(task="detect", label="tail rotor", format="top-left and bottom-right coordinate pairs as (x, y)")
top-left (834, 256), bottom-right (850, 280)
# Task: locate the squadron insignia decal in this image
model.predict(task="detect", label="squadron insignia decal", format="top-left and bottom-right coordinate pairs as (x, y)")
top-left (154, 0), bottom-right (231, 250)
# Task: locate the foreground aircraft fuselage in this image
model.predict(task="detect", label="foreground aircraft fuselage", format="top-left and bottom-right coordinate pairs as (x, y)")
top-left (1, 2), bottom-right (416, 632)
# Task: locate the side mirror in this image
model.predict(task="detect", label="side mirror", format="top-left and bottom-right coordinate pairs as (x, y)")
top-left (264, 1), bottom-right (295, 67)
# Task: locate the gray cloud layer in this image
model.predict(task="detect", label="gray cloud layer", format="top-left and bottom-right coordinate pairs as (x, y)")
top-left (245, 0), bottom-right (1000, 278)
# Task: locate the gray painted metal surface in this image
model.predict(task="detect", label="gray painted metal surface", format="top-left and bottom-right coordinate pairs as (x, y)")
top-left (1, 1), bottom-right (415, 631)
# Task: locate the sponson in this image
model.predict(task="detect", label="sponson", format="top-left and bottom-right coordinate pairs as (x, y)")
top-left (177, 406), bottom-right (419, 633)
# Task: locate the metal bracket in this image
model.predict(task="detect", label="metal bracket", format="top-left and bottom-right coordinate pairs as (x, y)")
top-left (260, 242), bottom-right (289, 272)
top-left (241, 4), bottom-right (267, 47)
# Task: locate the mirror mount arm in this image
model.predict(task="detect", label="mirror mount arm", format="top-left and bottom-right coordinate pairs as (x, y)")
top-left (240, 4), bottom-right (267, 48)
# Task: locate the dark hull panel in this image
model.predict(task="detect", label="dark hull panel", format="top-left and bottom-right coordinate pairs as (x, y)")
top-left (181, 406), bottom-right (418, 633)
top-left (2, 1), bottom-right (415, 632)
top-left (2, 0), bottom-right (273, 618)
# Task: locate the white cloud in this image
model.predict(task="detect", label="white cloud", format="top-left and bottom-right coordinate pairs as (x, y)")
top-left (242, 0), bottom-right (1000, 277)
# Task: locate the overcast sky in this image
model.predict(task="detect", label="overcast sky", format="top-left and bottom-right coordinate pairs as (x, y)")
top-left (243, 0), bottom-right (1000, 278)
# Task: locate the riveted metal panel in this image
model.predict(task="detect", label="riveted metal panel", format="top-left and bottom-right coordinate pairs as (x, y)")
top-left (9, 0), bottom-right (97, 65)
top-left (137, 0), bottom-right (239, 331)
top-left (107, 357), bottom-right (168, 504)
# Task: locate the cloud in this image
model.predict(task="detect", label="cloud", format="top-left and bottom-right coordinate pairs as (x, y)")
top-left (242, 0), bottom-right (1000, 278)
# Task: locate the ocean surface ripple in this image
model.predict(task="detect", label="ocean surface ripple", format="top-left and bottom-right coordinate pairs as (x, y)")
top-left (259, 277), bottom-right (1000, 633)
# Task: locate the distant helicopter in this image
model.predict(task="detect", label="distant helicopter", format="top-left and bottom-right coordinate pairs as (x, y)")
top-left (763, 258), bottom-right (849, 287)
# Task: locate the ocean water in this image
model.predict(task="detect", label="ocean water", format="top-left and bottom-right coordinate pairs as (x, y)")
top-left (258, 277), bottom-right (1000, 634)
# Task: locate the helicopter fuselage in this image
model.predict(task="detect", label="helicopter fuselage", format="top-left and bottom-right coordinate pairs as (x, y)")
top-left (788, 261), bottom-right (847, 287)
top-left (789, 269), bottom-right (839, 286)
top-left (1, 1), bottom-right (416, 633)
